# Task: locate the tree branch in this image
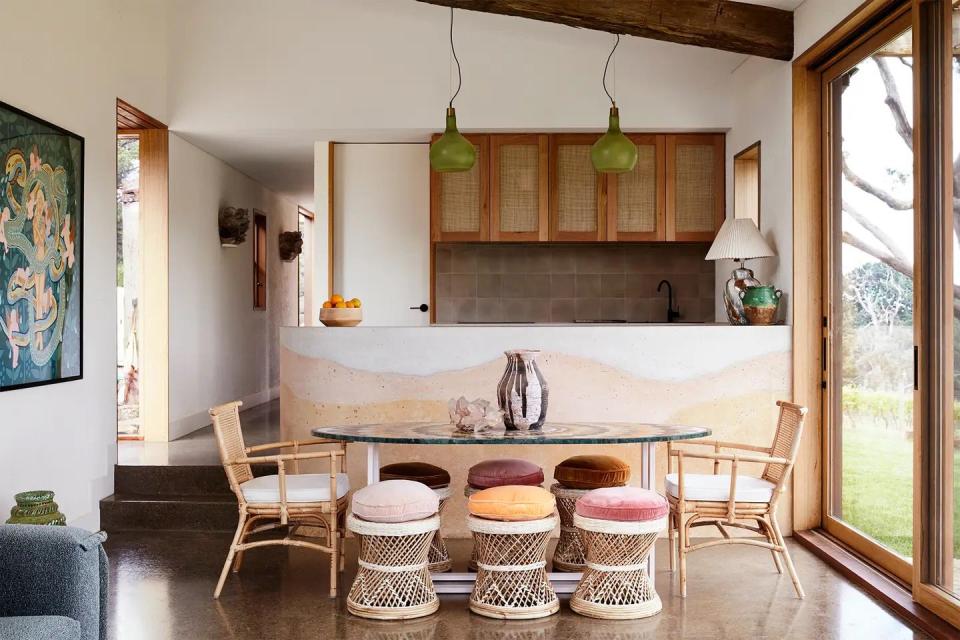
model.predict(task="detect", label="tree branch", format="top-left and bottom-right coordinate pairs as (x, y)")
top-left (873, 56), bottom-right (913, 150)
top-left (842, 154), bottom-right (912, 210)
top-left (842, 199), bottom-right (910, 264)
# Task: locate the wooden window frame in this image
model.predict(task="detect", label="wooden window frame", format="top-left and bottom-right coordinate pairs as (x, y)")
top-left (665, 133), bottom-right (725, 242)
top-left (548, 133), bottom-right (606, 241)
top-left (253, 212), bottom-right (267, 309)
top-left (733, 141), bottom-right (762, 229)
top-left (606, 133), bottom-right (666, 242)
top-left (490, 133), bottom-right (549, 242)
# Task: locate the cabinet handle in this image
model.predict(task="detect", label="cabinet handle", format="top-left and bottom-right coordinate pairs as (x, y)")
top-left (410, 304), bottom-right (429, 312)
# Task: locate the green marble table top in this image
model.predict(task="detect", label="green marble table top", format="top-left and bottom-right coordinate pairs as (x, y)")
top-left (311, 421), bottom-right (711, 445)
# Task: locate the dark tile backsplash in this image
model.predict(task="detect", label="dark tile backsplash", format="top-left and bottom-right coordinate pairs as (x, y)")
top-left (435, 243), bottom-right (716, 324)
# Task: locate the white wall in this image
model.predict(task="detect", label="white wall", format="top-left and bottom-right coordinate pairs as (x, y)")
top-left (0, 0), bottom-right (167, 530)
top-left (168, 135), bottom-right (298, 439)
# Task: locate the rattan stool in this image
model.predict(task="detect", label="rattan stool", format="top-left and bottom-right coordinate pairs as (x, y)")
top-left (346, 513), bottom-right (441, 620)
top-left (428, 486), bottom-right (452, 573)
top-left (570, 513), bottom-right (665, 619)
top-left (549, 483), bottom-right (589, 572)
top-left (467, 514), bottom-right (560, 620)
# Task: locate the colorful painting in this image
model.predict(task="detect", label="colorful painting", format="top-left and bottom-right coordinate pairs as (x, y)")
top-left (0, 102), bottom-right (83, 391)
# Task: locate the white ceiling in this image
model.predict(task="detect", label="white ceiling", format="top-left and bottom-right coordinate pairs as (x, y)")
top-left (168, 0), bottom-right (800, 207)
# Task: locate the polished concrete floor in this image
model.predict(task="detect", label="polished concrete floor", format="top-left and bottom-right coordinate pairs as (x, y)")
top-left (105, 532), bottom-right (928, 640)
top-left (118, 401), bottom-right (282, 466)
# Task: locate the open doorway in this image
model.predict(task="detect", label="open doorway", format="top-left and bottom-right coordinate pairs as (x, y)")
top-left (116, 99), bottom-right (168, 444)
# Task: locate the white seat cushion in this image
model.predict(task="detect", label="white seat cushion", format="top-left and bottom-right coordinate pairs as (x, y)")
top-left (664, 473), bottom-right (775, 503)
top-left (240, 473), bottom-right (350, 503)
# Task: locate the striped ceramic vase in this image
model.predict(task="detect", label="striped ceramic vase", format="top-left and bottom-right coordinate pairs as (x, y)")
top-left (497, 349), bottom-right (549, 431)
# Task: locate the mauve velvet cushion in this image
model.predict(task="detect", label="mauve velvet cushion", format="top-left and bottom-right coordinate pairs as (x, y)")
top-left (468, 485), bottom-right (556, 521)
top-left (554, 455), bottom-right (631, 489)
top-left (467, 458), bottom-right (544, 489)
top-left (351, 479), bottom-right (439, 523)
top-left (575, 486), bottom-right (669, 522)
top-left (379, 462), bottom-right (451, 488)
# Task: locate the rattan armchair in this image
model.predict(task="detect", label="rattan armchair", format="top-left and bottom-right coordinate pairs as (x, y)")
top-left (666, 400), bottom-right (807, 599)
top-left (209, 401), bottom-right (350, 599)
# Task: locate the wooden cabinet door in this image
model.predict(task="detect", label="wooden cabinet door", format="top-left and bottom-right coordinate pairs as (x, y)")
top-left (430, 134), bottom-right (490, 242)
top-left (665, 133), bottom-right (725, 241)
top-left (549, 134), bottom-right (606, 241)
top-left (606, 134), bottom-right (665, 241)
top-left (490, 134), bottom-right (548, 241)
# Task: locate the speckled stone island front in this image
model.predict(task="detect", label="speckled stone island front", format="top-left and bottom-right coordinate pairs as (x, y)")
top-left (312, 422), bottom-right (711, 445)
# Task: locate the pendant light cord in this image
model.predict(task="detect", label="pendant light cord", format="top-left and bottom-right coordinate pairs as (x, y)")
top-left (602, 34), bottom-right (620, 106)
top-left (449, 8), bottom-right (463, 108)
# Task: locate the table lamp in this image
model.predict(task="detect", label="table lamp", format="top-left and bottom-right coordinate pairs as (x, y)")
top-left (705, 218), bottom-right (776, 325)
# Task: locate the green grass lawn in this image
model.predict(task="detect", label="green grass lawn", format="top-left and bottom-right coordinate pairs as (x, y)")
top-left (841, 425), bottom-right (960, 558)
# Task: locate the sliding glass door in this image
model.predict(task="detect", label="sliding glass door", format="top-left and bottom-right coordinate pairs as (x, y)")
top-left (822, 10), bottom-right (915, 582)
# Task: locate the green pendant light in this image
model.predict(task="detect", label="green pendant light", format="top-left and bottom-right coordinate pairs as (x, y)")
top-left (430, 8), bottom-right (476, 173)
top-left (591, 35), bottom-right (637, 174)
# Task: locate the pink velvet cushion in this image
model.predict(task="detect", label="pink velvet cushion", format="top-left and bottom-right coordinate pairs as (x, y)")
top-left (467, 458), bottom-right (544, 489)
top-left (575, 486), bottom-right (669, 522)
top-left (351, 479), bottom-right (439, 523)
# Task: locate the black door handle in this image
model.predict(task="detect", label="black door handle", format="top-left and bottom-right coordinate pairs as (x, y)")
top-left (410, 304), bottom-right (429, 312)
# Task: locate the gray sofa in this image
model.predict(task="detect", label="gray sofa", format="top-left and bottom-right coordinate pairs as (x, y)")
top-left (0, 525), bottom-right (108, 640)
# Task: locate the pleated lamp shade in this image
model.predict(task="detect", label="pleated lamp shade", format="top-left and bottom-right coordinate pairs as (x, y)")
top-left (705, 218), bottom-right (775, 261)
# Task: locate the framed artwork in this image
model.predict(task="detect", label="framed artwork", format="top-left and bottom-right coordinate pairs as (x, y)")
top-left (0, 101), bottom-right (83, 391)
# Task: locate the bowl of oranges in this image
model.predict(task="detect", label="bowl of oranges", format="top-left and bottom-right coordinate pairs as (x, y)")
top-left (319, 294), bottom-right (363, 327)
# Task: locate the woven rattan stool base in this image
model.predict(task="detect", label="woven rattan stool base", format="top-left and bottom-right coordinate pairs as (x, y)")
top-left (428, 487), bottom-right (452, 573)
top-left (570, 514), bottom-right (665, 620)
top-left (346, 514), bottom-right (441, 620)
top-left (467, 514), bottom-right (559, 620)
top-left (549, 483), bottom-right (589, 572)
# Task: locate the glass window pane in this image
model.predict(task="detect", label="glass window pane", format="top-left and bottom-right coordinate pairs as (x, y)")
top-left (830, 29), bottom-right (915, 560)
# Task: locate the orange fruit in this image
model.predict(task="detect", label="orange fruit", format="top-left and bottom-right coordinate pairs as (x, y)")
top-left (322, 301), bottom-right (332, 309)
top-left (345, 301), bottom-right (355, 308)
top-left (350, 298), bottom-right (362, 308)
top-left (334, 302), bottom-right (347, 309)
top-left (331, 294), bottom-right (344, 304)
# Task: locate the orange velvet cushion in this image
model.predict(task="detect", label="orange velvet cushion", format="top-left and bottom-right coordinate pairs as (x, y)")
top-left (379, 462), bottom-right (451, 489)
top-left (554, 455), bottom-right (630, 489)
top-left (468, 485), bottom-right (556, 522)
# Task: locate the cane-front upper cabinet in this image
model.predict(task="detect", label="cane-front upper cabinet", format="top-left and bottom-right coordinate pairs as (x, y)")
top-left (665, 133), bottom-right (725, 241)
top-left (430, 134), bottom-right (490, 242)
top-left (549, 134), bottom-right (606, 241)
top-left (490, 134), bottom-right (549, 242)
top-left (606, 134), bottom-right (665, 241)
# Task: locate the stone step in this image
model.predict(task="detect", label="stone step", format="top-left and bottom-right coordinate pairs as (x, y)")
top-left (99, 493), bottom-right (238, 533)
top-left (113, 464), bottom-right (270, 496)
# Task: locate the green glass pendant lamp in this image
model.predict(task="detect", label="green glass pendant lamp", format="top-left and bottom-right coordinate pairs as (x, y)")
top-left (591, 34), bottom-right (637, 174)
top-left (430, 8), bottom-right (476, 173)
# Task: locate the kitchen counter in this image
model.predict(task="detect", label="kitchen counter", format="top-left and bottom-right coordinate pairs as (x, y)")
top-left (279, 324), bottom-right (793, 535)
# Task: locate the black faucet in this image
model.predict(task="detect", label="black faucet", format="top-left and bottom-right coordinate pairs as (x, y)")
top-left (657, 279), bottom-right (681, 323)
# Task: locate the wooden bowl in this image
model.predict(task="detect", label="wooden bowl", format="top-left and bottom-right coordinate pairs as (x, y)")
top-left (319, 307), bottom-right (362, 327)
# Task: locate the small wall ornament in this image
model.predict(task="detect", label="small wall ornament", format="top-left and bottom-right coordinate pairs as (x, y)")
top-left (218, 207), bottom-right (250, 246)
top-left (278, 231), bottom-right (303, 261)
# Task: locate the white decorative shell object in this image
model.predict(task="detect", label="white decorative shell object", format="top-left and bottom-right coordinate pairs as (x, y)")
top-left (448, 396), bottom-right (502, 433)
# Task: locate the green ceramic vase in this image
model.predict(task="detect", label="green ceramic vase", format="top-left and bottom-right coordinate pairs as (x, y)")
top-left (739, 285), bottom-right (782, 326)
top-left (6, 490), bottom-right (67, 526)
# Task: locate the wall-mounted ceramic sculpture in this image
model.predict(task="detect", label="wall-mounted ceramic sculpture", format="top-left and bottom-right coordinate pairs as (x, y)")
top-left (218, 207), bottom-right (250, 246)
top-left (278, 230), bottom-right (303, 261)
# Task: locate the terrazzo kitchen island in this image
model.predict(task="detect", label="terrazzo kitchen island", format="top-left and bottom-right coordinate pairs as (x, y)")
top-left (279, 324), bottom-right (793, 538)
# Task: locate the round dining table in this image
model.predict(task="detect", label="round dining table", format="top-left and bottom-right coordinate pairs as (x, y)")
top-left (312, 420), bottom-right (711, 593)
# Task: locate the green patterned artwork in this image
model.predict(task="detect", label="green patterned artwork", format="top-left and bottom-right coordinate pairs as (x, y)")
top-left (0, 102), bottom-right (83, 391)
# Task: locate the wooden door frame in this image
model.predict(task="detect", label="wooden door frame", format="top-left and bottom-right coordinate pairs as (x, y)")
top-left (490, 134), bottom-right (549, 242)
top-left (607, 133), bottom-right (666, 241)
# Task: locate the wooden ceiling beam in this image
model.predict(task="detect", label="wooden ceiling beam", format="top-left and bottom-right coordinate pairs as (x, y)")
top-left (415, 0), bottom-right (794, 61)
